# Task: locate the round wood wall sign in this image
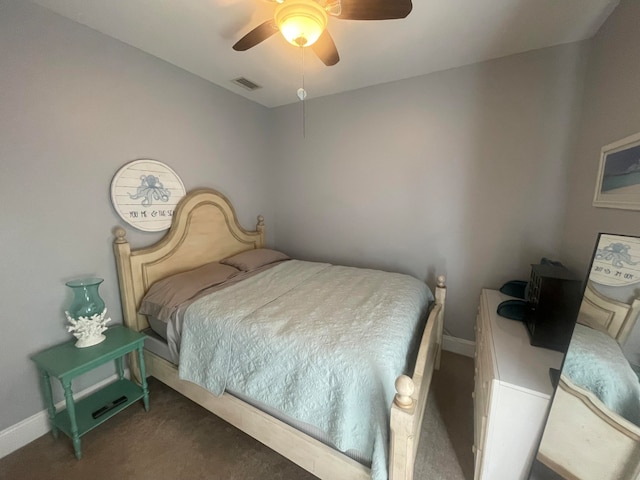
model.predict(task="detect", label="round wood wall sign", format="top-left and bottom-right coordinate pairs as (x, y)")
top-left (110, 159), bottom-right (186, 232)
top-left (590, 233), bottom-right (640, 287)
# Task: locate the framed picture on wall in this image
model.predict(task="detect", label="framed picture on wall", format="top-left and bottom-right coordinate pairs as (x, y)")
top-left (593, 131), bottom-right (640, 210)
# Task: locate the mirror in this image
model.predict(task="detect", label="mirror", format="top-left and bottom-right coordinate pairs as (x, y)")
top-left (530, 233), bottom-right (640, 480)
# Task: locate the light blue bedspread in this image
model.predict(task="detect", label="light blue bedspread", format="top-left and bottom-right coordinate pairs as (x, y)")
top-left (563, 323), bottom-right (640, 426)
top-left (178, 260), bottom-right (432, 480)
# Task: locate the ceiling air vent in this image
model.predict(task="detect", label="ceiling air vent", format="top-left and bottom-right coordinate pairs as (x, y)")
top-left (232, 77), bottom-right (262, 91)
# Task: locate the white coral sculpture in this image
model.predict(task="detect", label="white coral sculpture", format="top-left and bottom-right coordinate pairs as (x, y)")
top-left (65, 308), bottom-right (111, 348)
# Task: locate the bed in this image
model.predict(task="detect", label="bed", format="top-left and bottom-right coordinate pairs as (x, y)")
top-left (112, 188), bottom-right (446, 480)
top-left (536, 281), bottom-right (640, 480)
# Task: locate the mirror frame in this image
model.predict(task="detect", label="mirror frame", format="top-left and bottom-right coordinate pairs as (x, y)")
top-left (530, 233), bottom-right (640, 480)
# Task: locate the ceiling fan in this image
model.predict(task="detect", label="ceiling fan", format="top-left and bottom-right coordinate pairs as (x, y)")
top-left (232, 0), bottom-right (413, 66)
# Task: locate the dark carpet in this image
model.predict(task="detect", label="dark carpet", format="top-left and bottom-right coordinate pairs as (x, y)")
top-left (0, 351), bottom-right (473, 480)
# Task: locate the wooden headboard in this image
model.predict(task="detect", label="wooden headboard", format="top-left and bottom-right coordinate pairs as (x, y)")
top-left (113, 188), bottom-right (265, 333)
top-left (577, 280), bottom-right (640, 345)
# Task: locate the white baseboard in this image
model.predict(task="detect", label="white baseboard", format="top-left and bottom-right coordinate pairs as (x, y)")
top-left (442, 334), bottom-right (476, 358)
top-left (0, 369), bottom-right (129, 459)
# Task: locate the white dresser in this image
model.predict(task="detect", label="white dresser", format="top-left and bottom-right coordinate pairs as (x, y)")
top-left (473, 289), bottom-right (564, 480)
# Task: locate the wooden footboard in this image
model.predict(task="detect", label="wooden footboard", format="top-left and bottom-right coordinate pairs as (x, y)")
top-left (537, 375), bottom-right (640, 480)
top-left (390, 275), bottom-right (445, 480)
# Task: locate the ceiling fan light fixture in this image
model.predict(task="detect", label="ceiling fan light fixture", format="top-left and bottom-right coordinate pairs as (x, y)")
top-left (275, 0), bottom-right (328, 47)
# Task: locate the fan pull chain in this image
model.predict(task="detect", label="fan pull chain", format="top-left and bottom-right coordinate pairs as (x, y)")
top-left (297, 46), bottom-right (307, 137)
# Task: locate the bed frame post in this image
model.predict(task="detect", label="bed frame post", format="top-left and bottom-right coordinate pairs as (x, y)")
top-left (113, 227), bottom-right (143, 383)
top-left (113, 228), bottom-right (136, 329)
top-left (434, 275), bottom-right (446, 369)
top-left (256, 215), bottom-right (265, 248)
top-left (389, 275), bottom-right (446, 480)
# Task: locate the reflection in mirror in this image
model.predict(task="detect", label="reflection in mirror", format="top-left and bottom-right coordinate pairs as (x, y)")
top-left (530, 233), bottom-right (640, 480)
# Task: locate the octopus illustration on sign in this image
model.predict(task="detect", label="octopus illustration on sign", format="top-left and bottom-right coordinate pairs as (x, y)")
top-left (595, 242), bottom-right (639, 268)
top-left (129, 175), bottom-right (171, 206)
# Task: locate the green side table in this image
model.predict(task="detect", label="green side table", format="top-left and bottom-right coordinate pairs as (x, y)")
top-left (31, 325), bottom-right (149, 459)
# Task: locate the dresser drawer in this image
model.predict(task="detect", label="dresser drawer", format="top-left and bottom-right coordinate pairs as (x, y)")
top-left (473, 396), bottom-right (487, 452)
top-left (478, 344), bottom-right (494, 416)
top-left (475, 313), bottom-right (495, 418)
top-left (473, 311), bottom-right (491, 452)
top-left (472, 444), bottom-right (483, 480)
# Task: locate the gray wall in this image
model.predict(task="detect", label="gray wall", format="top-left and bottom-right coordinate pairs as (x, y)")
top-left (269, 43), bottom-right (588, 340)
top-left (559, 0), bottom-right (640, 363)
top-left (0, 2), bottom-right (273, 430)
top-left (1, 0), bottom-right (617, 436)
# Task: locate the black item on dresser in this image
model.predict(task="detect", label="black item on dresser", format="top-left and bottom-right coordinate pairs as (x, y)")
top-left (524, 263), bottom-right (583, 353)
top-left (498, 280), bottom-right (528, 299)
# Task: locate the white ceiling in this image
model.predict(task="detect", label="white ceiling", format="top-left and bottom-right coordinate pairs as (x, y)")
top-left (31, 0), bottom-right (619, 108)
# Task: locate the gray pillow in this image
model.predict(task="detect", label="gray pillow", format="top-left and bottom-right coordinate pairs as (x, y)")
top-left (139, 262), bottom-right (240, 322)
top-left (221, 248), bottom-right (290, 272)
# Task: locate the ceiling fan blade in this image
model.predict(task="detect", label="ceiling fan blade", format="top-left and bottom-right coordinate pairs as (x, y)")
top-left (232, 19), bottom-right (278, 51)
top-left (336, 0), bottom-right (412, 20)
top-left (312, 30), bottom-right (340, 66)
